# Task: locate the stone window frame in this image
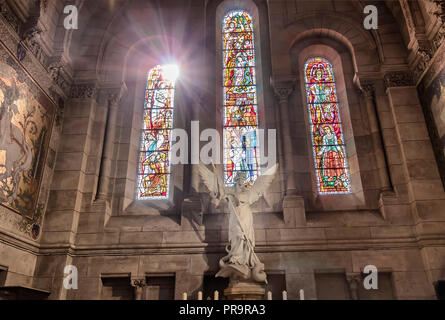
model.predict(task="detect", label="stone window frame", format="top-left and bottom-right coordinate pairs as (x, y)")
top-left (296, 44), bottom-right (366, 210)
top-left (121, 60), bottom-right (185, 215)
top-left (214, 0), bottom-right (268, 182)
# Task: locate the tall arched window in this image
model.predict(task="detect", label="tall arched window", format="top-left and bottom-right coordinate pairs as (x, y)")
top-left (137, 65), bottom-right (178, 199)
top-left (222, 10), bottom-right (259, 187)
top-left (304, 57), bottom-right (351, 194)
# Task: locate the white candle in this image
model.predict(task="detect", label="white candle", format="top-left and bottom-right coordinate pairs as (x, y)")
top-left (198, 291), bottom-right (203, 300)
top-left (282, 291), bottom-right (288, 300)
top-left (183, 292), bottom-right (187, 300)
top-left (300, 289), bottom-right (305, 300)
top-left (214, 290), bottom-right (219, 301)
top-left (267, 291), bottom-right (272, 300)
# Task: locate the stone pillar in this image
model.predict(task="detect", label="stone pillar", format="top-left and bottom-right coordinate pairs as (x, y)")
top-left (131, 278), bottom-right (146, 300)
top-left (95, 83), bottom-right (128, 201)
top-left (181, 99), bottom-right (203, 227)
top-left (346, 273), bottom-right (361, 300)
top-left (361, 82), bottom-right (392, 192)
top-left (384, 71), bottom-right (445, 287)
top-left (272, 80), bottom-right (297, 195)
top-left (271, 78), bottom-right (306, 225)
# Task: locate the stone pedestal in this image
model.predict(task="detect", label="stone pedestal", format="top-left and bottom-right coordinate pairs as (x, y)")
top-left (224, 280), bottom-right (266, 300)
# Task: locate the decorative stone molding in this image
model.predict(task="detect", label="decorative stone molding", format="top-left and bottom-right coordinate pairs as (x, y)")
top-left (400, 0), bottom-right (416, 35)
top-left (0, 0), bottom-right (71, 94)
top-left (48, 58), bottom-right (72, 94)
top-left (70, 84), bottom-right (98, 99)
top-left (429, 0), bottom-right (445, 24)
top-left (383, 71), bottom-right (415, 89)
top-left (412, 40), bottom-right (435, 80)
top-left (0, 0), bottom-right (21, 34)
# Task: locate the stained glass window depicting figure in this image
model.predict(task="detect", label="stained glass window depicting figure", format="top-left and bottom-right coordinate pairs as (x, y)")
top-left (137, 65), bottom-right (177, 199)
top-left (222, 10), bottom-right (260, 187)
top-left (304, 57), bottom-right (351, 194)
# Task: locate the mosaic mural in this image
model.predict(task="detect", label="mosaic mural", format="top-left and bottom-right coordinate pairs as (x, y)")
top-left (0, 44), bottom-right (55, 220)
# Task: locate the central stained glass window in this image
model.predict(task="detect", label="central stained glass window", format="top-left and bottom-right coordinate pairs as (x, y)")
top-left (304, 57), bottom-right (351, 194)
top-left (137, 65), bottom-right (176, 199)
top-left (222, 10), bottom-right (259, 187)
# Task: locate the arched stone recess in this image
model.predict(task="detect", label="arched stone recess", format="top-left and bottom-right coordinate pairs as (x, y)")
top-left (294, 42), bottom-right (369, 211)
top-left (82, 4), bottom-right (198, 216)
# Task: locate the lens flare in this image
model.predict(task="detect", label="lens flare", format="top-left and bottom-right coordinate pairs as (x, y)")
top-left (163, 64), bottom-right (180, 83)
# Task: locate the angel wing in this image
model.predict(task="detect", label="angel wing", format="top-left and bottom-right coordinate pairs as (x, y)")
top-left (198, 163), bottom-right (224, 200)
top-left (248, 164), bottom-right (278, 204)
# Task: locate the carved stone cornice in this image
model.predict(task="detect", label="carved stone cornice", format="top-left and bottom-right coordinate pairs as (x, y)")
top-left (70, 83), bottom-right (98, 99)
top-left (383, 71), bottom-right (415, 90)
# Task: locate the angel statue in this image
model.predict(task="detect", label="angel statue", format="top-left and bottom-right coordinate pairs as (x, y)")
top-left (199, 163), bottom-right (278, 283)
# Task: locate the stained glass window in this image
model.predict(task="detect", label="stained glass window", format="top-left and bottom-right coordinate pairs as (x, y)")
top-left (222, 10), bottom-right (260, 187)
top-left (304, 57), bottom-right (351, 194)
top-left (137, 65), bottom-right (177, 199)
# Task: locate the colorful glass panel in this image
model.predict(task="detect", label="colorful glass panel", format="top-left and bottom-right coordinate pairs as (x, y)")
top-left (223, 10), bottom-right (260, 187)
top-left (304, 57), bottom-right (351, 194)
top-left (137, 65), bottom-right (176, 199)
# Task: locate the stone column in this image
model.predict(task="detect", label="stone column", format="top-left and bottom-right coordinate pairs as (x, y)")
top-left (95, 83), bottom-right (127, 201)
top-left (272, 81), bottom-right (297, 195)
top-left (361, 82), bottom-right (392, 192)
top-left (131, 278), bottom-right (146, 300)
top-left (384, 71), bottom-right (445, 289)
top-left (346, 274), bottom-right (361, 300)
top-left (272, 79), bottom-right (306, 226)
top-left (181, 98), bottom-right (203, 227)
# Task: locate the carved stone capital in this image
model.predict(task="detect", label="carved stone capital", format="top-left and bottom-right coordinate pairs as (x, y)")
top-left (107, 82), bottom-right (128, 107)
top-left (360, 81), bottom-right (375, 98)
top-left (270, 76), bottom-right (295, 103)
top-left (346, 273), bottom-right (361, 300)
top-left (131, 278), bottom-right (147, 288)
top-left (273, 86), bottom-right (294, 102)
top-left (70, 83), bottom-right (98, 99)
top-left (383, 71), bottom-right (414, 90)
top-left (47, 58), bottom-right (72, 94)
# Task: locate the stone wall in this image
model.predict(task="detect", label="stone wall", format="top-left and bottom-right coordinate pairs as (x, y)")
top-left (0, 0), bottom-right (445, 300)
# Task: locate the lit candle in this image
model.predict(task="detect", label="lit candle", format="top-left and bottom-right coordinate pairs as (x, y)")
top-left (183, 292), bottom-right (187, 300)
top-left (267, 291), bottom-right (272, 300)
top-left (198, 291), bottom-right (203, 300)
top-left (282, 291), bottom-right (288, 300)
top-left (300, 289), bottom-right (305, 301)
top-left (214, 291), bottom-right (219, 301)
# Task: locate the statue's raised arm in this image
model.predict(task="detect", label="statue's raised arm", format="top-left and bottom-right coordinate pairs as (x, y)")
top-left (248, 164), bottom-right (278, 205)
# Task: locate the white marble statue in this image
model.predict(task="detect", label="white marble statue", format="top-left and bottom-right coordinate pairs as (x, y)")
top-left (199, 163), bottom-right (278, 283)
